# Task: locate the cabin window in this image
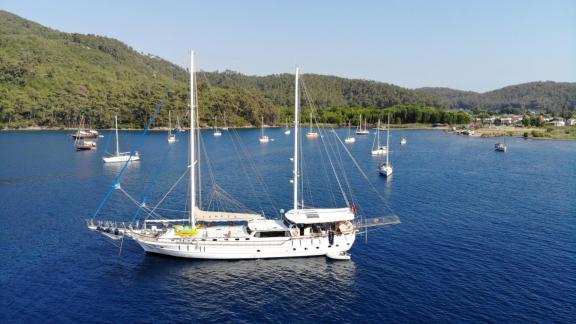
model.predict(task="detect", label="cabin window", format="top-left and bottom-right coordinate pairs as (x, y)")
top-left (255, 231), bottom-right (289, 238)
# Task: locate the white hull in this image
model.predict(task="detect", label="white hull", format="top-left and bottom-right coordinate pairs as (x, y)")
top-left (103, 154), bottom-right (140, 163)
top-left (284, 130), bottom-right (291, 135)
top-left (167, 136), bottom-right (176, 143)
top-left (379, 166), bottom-right (393, 177)
top-left (133, 233), bottom-right (355, 260)
top-left (259, 136), bottom-right (269, 143)
top-left (345, 137), bottom-right (356, 143)
top-left (213, 132), bottom-right (222, 137)
top-left (371, 147), bottom-right (388, 155)
top-left (306, 132), bottom-right (319, 138)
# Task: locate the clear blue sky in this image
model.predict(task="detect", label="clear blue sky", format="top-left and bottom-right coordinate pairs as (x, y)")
top-left (2, 0), bottom-right (575, 92)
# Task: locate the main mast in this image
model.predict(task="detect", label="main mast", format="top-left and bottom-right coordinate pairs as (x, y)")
top-left (386, 114), bottom-right (390, 165)
top-left (293, 66), bottom-right (300, 214)
top-left (190, 50), bottom-right (196, 228)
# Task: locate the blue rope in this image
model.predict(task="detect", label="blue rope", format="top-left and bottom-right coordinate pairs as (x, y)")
top-left (92, 92), bottom-right (170, 219)
top-left (132, 144), bottom-right (172, 221)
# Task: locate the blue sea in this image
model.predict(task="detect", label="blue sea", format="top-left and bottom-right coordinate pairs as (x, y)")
top-left (0, 128), bottom-right (575, 323)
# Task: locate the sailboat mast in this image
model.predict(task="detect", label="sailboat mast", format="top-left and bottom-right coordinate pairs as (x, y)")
top-left (190, 50), bottom-right (196, 228)
top-left (168, 111), bottom-right (172, 136)
top-left (293, 66), bottom-right (300, 213)
top-left (261, 116), bottom-right (264, 137)
top-left (386, 114), bottom-right (390, 165)
top-left (377, 119), bottom-right (380, 147)
top-left (114, 115), bottom-right (119, 157)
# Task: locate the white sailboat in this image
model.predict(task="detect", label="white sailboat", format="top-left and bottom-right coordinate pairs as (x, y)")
top-left (284, 118), bottom-right (291, 135)
top-left (222, 112), bottom-right (229, 131)
top-left (371, 119), bottom-right (387, 155)
top-left (111, 55), bottom-right (357, 260)
top-left (167, 110), bottom-right (176, 143)
top-left (103, 115), bottom-right (140, 163)
top-left (378, 114), bottom-right (393, 177)
top-left (213, 116), bottom-right (222, 137)
top-left (400, 137), bottom-right (407, 145)
top-left (344, 120), bottom-right (356, 143)
top-left (258, 116), bottom-right (269, 143)
top-left (305, 112), bottom-right (319, 138)
top-left (176, 114), bottom-right (184, 132)
top-left (355, 115), bottom-right (369, 135)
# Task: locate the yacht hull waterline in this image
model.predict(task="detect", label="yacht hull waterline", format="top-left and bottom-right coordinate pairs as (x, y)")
top-left (132, 232), bottom-right (356, 259)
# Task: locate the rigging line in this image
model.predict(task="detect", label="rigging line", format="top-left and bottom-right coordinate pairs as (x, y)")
top-left (132, 145), bottom-right (173, 221)
top-left (145, 167), bottom-right (190, 219)
top-left (231, 128), bottom-right (276, 214)
top-left (320, 127), bottom-right (350, 207)
top-left (102, 126), bottom-right (113, 156)
top-left (230, 127), bottom-right (280, 217)
top-left (119, 187), bottom-right (163, 219)
top-left (198, 70), bottom-right (276, 215)
top-left (333, 133), bottom-right (356, 206)
top-left (228, 128), bottom-right (265, 214)
top-left (92, 92), bottom-right (170, 219)
top-left (301, 79), bottom-right (348, 207)
top-left (333, 129), bottom-right (395, 215)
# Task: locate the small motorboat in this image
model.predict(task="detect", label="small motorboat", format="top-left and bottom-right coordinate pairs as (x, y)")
top-left (76, 140), bottom-right (96, 151)
top-left (495, 143), bottom-right (507, 152)
top-left (326, 251), bottom-right (351, 260)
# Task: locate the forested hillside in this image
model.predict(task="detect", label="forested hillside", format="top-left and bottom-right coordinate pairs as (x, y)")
top-left (417, 82), bottom-right (576, 113)
top-left (202, 70), bottom-right (448, 109)
top-left (2, 10), bottom-right (570, 130)
top-left (0, 10), bottom-right (280, 128)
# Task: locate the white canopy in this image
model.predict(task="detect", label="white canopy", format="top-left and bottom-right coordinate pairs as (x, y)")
top-left (284, 208), bottom-right (354, 224)
top-left (194, 207), bottom-right (264, 222)
top-left (247, 219), bottom-right (288, 232)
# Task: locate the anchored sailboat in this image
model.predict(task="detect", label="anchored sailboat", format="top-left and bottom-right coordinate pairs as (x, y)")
top-left (74, 115), bottom-right (97, 150)
top-left (356, 115), bottom-right (369, 135)
top-left (344, 120), bottom-right (356, 143)
top-left (167, 110), bottom-right (176, 143)
top-left (371, 119), bottom-right (388, 155)
top-left (213, 116), bottom-right (222, 137)
top-left (284, 118), bottom-right (291, 135)
top-left (222, 112), bottom-right (229, 131)
top-left (305, 112), bottom-right (319, 138)
top-left (378, 114), bottom-right (393, 177)
top-left (258, 116), bottom-right (269, 143)
top-left (103, 115), bottom-right (140, 163)
top-left (89, 54), bottom-right (364, 260)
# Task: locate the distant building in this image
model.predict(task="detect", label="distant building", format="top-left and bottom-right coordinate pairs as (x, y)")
top-left (500, 117), bottom-right (513, 125)
top-left (567, 118), bottom-right (576, 126)
top-left (549, 119), bottom-right (565, 127)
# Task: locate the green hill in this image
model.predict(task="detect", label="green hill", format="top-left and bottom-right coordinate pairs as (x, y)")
top-left (5, 10), bottom-right (570, 129)
top-left (202, 70), bottom-right (448, 109)
top-left (0, 10), bottom-right (280, 128)
top-left (417, 82), bottom-right (576, 113)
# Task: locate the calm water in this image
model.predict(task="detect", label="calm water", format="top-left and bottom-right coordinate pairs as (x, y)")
top-left (1, 129), bottom-right (575, 323)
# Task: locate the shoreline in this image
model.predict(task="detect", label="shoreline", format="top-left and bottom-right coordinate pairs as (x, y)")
top-left (449, 126), bottom-right (576, 141)
top-left (1, 124), bottom-right (450, 131)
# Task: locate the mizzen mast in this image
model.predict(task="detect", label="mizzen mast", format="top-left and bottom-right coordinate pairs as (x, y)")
top-left (293, 65), bottom-right (300, 214)
top-left (190, 50), bottom-right (196, 228)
